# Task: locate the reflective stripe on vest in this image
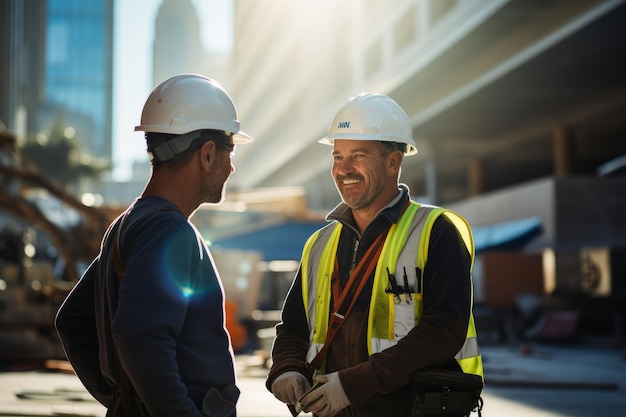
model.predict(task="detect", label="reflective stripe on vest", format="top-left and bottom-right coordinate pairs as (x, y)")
top-left (301, 201), bottom-right (483, 379)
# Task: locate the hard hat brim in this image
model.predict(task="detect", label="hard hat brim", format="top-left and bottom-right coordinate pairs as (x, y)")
top-left (135, 124), bottom-right (254, 144)
top-left (319, 135), bottom-right (417, 155)
top-left (233, 130), bottom-right (254, 144)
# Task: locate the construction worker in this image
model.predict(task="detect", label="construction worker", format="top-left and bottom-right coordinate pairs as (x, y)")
top-left (266, 93), bottom-right (483, 417)
top-left (55, 74), bottom-right (253, 417)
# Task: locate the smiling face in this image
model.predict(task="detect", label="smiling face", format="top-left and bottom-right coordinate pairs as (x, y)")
top-left (331, 139), bottom-right (402, 216)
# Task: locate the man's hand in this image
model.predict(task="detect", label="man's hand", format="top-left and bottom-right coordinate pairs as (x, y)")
top-left (299, 372), bottom-right (350, 417)
top-left (271, 371), bottom-right (311, 405)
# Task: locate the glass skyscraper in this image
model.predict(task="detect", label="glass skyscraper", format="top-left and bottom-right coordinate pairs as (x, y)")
top-left (45, 0), bottom-right (114, 161)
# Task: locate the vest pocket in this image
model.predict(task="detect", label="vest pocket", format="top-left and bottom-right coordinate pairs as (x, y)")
top-left (392, 293), bottom-right (422, 339)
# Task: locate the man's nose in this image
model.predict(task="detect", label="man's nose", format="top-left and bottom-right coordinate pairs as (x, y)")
top-left (334, 159), bottom-right (355, 175)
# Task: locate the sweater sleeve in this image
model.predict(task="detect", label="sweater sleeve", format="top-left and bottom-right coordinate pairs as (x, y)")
top-left (339, 216), bottom-right (472, 405)
top-left (55, 258), bottom-right (113, 406)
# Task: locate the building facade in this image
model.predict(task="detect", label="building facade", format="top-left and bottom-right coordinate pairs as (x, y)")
top-left (227, 0), bottom-right (626, 331)
top-left (45, 0), bottom-right (114, 161)
top-left (0, 0), bottom-right (47, 141)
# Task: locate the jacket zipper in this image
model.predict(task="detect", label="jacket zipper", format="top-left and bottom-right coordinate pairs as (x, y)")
top-left (349, 238), bottom-right (359, 276)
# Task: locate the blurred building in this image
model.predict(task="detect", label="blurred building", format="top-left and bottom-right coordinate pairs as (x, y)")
top-left (0, 0), bottom-right (47, 142)
top-left (228, 0), bottom-right (626, 335)
top-left (44, 0), bottom-right (114, 161)
top-left (1, 0), bottom-right (114, 162)
top-left (0, 0), bottom-right (115, 363)
top-left (153, 0), bottom-right (232, 90)
top-left (2, 0), bottom-right (626, 359)
top-left (230, 0), bottom-right (626, 208)
top-left (153, 0), bottom-right (205, 85)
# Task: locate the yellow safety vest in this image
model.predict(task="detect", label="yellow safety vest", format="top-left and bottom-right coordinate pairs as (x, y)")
top-left (301, 201), bottom-right (483, 379)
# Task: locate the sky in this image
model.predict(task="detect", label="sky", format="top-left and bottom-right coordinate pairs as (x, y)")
top-left (112, 0), bottom-right (233, 181)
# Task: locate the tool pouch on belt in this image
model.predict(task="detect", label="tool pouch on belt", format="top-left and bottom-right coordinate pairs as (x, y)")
top-left (409, 368), bottom-right (483, 417)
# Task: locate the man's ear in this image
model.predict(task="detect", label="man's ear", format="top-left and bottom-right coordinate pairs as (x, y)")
top-left (200, 140), bottom-right (216, 171)
top-left (387, 151), bottom-right (403, 176)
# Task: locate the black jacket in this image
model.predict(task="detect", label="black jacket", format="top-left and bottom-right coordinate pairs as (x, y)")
top-left (267, 186), bottom-right (471, 416)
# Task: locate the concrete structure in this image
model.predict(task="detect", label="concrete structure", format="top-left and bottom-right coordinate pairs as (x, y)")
top-left (225, 0), bottom-right (626, 324)
top-left (229, 0), bottom-right (626, 209)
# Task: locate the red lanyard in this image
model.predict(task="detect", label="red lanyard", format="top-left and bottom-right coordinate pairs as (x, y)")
top-left (305, 201), bottom-right (410, 371)
top-left (307, 228), bottom-right (390, 371)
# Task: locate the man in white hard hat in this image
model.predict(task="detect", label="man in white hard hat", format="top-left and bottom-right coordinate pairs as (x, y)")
top-left (266, 93), bottom-right (483, 417)
top-left (56, 74), bottom-right (253, 417)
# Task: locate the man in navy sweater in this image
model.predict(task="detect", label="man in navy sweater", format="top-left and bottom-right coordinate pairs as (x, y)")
top-left (56, 74), bottom-right (253, 417)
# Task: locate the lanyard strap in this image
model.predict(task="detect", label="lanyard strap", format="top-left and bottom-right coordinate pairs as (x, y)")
top-left (306, 227), bottom-right (390, 371)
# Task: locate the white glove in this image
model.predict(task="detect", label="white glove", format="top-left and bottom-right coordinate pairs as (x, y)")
top-left (271, 371), bottom-right (311, 405)
top-left (299, 372), bottom-right (350, 417)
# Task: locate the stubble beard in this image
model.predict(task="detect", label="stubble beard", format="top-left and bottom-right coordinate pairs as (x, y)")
top-left (336, 175), bottom-right (386, 211)
top-left (201, 175), bottom-right (228, 205)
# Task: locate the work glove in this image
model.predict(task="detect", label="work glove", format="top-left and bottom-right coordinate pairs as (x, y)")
top-left (271, 371), bottom-right (311, 405)
top-left (298, 372), bottom-right (350, 417)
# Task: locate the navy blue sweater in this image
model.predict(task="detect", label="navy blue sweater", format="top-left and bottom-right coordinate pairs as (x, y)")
top-left (56, 197), bottom-right (238, 416)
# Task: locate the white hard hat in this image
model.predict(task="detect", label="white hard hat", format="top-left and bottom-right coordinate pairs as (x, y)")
top-left (135, 74), bottom-right (253, 144)
top-left (319, 93), bottom-right (417, 155)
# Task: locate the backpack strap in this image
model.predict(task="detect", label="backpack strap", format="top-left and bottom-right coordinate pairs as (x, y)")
top-left (305, 227), bottom-right (390, 372)
top-left (106, 204), bottom-right (174, 415)
top-left (112, 211), bottom-right (129, 280)
top-left (110, 204), bottom-right (175, 280)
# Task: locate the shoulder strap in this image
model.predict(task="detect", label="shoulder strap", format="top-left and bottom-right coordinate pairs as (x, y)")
top-left (111, 205), bottom-right (175, 280)
top-left (112, 212), bottom-right (129, 280)
top-left (102, 204), bottom-right (174, 416)
top-left (306, 201), bottom-right (411, 371)
top-left (306, 228), bottom-right (389, 372)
